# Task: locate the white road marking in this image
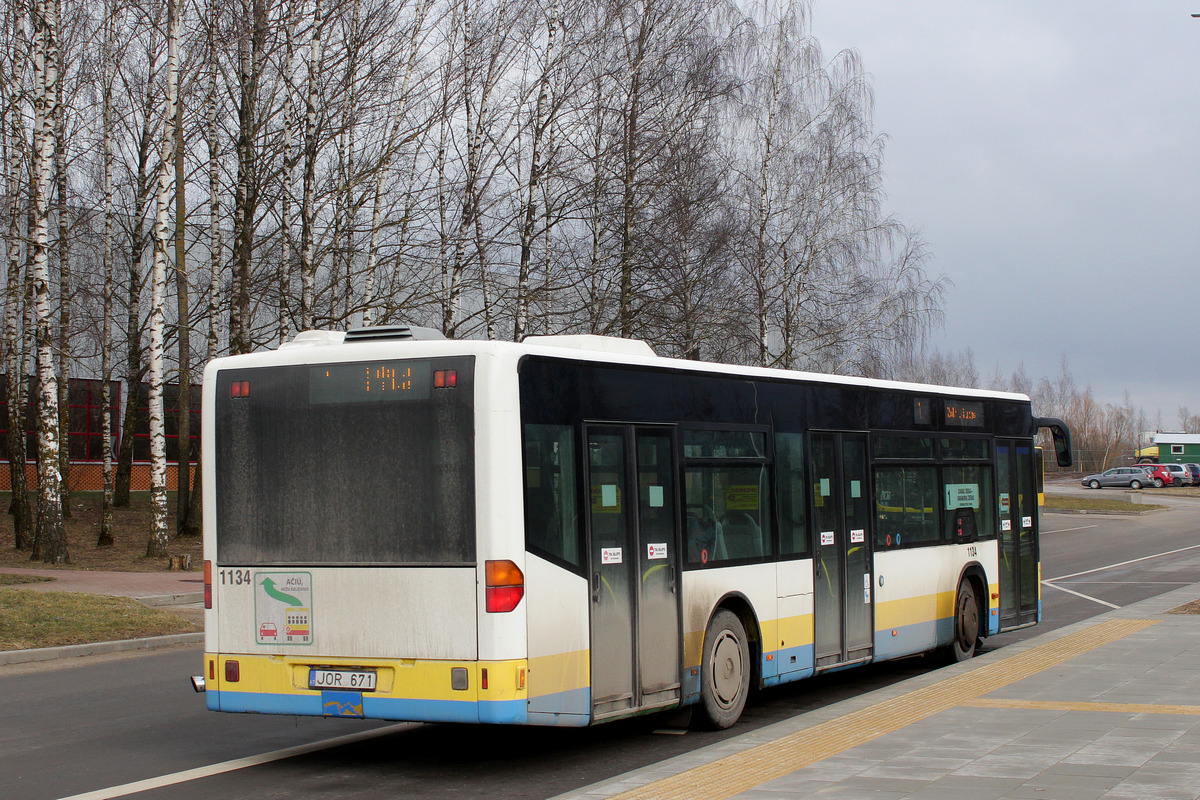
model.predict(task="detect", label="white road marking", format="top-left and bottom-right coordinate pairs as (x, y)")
top-left (1042, 524), bottom-right (1099, 534)
top-left (1046, 543), bottom-right (1200, 582)
top-left (1041, 581), bottom-right (1121, 609)
top-left (57, 723), bottom-right (413, 800)
top-left (1039, 542), bottom-right (1200, 610)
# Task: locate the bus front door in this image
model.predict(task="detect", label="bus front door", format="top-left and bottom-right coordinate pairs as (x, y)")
top-left (811, 431), bottom-right (874, 670)
top-left (997, 440), bottom-right (1039, 629)
top-left (586, 426), bottom-right (682, 721)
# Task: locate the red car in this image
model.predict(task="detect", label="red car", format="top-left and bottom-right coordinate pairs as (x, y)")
top-left (1138, 464), bottom-right (1171, 488)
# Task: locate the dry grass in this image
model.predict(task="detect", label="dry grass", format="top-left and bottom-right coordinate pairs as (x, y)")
top-left (1045, 495), bottom-right (1166, 514)
top-left (0, 588), bottom-right (201, 650)
top-left (0, 492), bottom-right (204, 651)
top-left (0, 491), bottom-right (203, 572)
top-left (1168, 599), bottom-right (1200, 615)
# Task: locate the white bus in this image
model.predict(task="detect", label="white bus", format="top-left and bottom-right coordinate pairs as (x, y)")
top-left (192, 327), bottom-right (1071, 728)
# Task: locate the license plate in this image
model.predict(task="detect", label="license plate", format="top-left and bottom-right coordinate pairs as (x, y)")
top-left (308, 668), bottom-right (377, 691)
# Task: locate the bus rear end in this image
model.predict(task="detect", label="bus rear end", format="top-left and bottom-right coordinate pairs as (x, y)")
top-left (196, 349), bottom-right (524, 724)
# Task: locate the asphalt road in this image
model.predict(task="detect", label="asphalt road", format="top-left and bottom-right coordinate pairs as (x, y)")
top-left (4, 486), bottom-right (1198, 800)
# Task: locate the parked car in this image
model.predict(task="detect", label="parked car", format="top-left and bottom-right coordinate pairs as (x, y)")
top-left (1185, 464), bottom-right (1200, 485)
top-left (1164, 463), bottom-right (1194, 486)
top-left (1140, 464), bottom-right (1172, 488)
top-left (1081, 467), bottom-right (1153, 490)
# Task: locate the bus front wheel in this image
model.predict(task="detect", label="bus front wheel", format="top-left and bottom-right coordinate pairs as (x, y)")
top-left (698, 609), bottom-right (750, 729)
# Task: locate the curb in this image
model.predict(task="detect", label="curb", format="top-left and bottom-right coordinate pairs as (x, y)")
top-left (137, 592), bottom-right (205, 607)
top-left (0, 632), bottom-right (204, 667)
top-left (1044, 507), bottom-right (1166, 516)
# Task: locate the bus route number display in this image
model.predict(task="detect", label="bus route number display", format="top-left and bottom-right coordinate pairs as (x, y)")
top-left (310, 360), bottom-right (431, 404)
top-left (943, 400), bottom-right (984, 427)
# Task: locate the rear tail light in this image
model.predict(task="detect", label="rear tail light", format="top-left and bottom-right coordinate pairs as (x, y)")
top-left (434, 369), bottom-right (457, 388)
top-left (485, 560), bottom-right (524, 613)
top-left (225, 660), bottom-right (240, 682)
top-left (203, 560), bottom-right (212, 609)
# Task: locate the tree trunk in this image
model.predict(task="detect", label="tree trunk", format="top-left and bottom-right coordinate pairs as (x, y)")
top-left (29, 0), bottom-right (67, 564)
top-left (98, 3), bottom-right (115, 546)
top-left (146, 0), bottom-right (180, 559)
top-left (3, 102), bottom-right (30, 550)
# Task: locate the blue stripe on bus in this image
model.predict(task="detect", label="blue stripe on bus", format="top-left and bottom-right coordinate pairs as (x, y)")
top-left (210, 690), bottom-right (526, 724)
top-left (761, 644), bottom-right (815, 686)
top-left (529, 687), bottom-right (591, 718)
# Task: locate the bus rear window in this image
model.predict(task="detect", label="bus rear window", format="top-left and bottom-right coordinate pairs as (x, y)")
top-left (214, 356), bottom-right (475, 565)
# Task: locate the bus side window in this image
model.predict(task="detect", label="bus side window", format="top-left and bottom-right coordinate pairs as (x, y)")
top-left (524, 424), bottom-right (581, 567)
top-left (775, 433), bottom-right (808, 556)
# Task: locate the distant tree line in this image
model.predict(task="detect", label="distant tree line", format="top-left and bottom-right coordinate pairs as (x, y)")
top-left (3, 0), bottom-right (948, 562)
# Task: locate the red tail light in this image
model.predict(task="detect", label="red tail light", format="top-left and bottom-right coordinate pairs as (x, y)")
top-left (225, 660), bottom-right (240, 682)
top-left (203, 560), bottom-right (213, 609)
top-left (485, 560), bottom-right (524, 613)
top-left (434, 369), bottom-right (457, 389)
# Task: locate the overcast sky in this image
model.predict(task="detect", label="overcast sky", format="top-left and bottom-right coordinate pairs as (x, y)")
top-left (813, 2), bottom-right (1200, 425)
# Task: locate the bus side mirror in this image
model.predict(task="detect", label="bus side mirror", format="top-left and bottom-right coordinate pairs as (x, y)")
top-left (1034, 417), bottom-right (1073, 468)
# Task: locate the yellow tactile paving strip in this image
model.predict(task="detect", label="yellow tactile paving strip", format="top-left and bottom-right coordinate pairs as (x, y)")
top-left (606, 618), bottom-right (1159, 800)
top-left (966, 698), bottom-right (1200, 715)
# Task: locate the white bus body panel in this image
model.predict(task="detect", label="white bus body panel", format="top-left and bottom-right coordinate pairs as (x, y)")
top-left (213, 567), bottom-right (478, 660)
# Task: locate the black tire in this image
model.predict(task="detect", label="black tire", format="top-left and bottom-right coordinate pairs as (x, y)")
top-left (950, 580), bottom-right (980, 662)
top-left (1088, 479), bottom-right (1100, 489)
top-left (697, 609), bottom-right (750, 729)
top-left (1154, 478), bottom-right (1165, 488)
top-left (1130, 480), bottom-right (1143, 490)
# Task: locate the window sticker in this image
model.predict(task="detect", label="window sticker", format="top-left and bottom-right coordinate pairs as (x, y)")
top-left (602, 484), bottom-right (618, 507)
top-left (647, 543), bottom-right (668, 560)
top-left (850, 480), bottom-right (861, 499)
top-left (820, 531), bottom-right (835, 546)
top-left (999, 493), bottom-right (1011, 515)
top-left (726, 485), bottom-right (760, 510)
top-left (648, 485), bottom-right (664, 508)
top-left (1022, 516), bottom-right (1033, 529)
top-left (944, 483), bottom-right (979, 510)
top-left (602, 547), bottom-right (623, 565)
top-left (820, 478), bottom-right (831, 497)
top-left (1002, 520), bottom-right (1012, 531)
top-left (850, 529), bottom-right (865, 544)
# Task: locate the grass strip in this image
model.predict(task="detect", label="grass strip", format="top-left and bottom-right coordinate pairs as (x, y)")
top-left (1046, 495), bottom-right (1166, 513)
top-left (0, 588), bottom-right (200, 651)
top-left (0, 574), bottom-right (54, 586)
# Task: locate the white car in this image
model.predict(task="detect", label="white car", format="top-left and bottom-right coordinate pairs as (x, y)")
top-left (1164, 463), bottom-right (1193, 486)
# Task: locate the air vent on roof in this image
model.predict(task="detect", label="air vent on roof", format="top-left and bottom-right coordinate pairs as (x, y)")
top-left (343, 325), bottom-right (447, 342)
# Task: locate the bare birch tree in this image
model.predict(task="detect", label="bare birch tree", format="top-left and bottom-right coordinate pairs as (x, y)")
top-left (29, 0), bottom-right (67, 564)
top-left (145, 0), bottom-right (180, 558)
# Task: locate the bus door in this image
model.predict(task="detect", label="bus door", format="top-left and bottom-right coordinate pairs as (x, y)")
top-left (810, 431), bottom-right (874, 670)
top-left (997, 440), bottom-right (1038, 629)
top-left (585, 426), bottom-right (682, 720)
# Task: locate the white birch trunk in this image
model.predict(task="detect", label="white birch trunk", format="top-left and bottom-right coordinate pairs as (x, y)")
top-left (98, 0), bottom-right (115, 546)
top-left (30, 0), bottom-right (66, 563)
top-left (146, 0), bottom-right (180, 558)
top-left (299, 0), bottom-right (324, 331)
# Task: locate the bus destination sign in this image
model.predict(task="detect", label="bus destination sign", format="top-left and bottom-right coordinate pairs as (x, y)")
top-left (310, 360), bottom-right (431, 404)
top-left (943, 400), bottom-right (984, 427)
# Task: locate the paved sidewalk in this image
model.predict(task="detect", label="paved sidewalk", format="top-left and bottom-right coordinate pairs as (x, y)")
top-left (0, 566), bottom-right (204, 604)
top-left (554, 583), bottom-right (1200, 800)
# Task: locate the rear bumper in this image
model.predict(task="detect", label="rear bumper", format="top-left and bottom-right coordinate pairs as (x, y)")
top-left (200, 653), bottom-right (528, 724)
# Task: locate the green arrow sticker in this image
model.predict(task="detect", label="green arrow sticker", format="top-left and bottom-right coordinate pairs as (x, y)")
top-left (260, 576), bottom-right (304, 607)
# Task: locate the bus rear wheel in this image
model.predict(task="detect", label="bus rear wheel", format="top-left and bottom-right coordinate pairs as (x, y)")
top-left (697, 609), bottom-right (750, 729)
top-left (950, 580), bottom-right (980, 662)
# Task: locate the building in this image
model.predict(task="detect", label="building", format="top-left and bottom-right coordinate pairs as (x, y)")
top-left (0, 376), bottom-right (199, 491)
top-left (1152, 432), bottom-right (1200, 465)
